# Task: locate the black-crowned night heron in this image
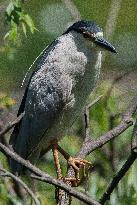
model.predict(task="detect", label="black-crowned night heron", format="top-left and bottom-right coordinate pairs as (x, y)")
top-left (10, 20), bottom-right (116, 183)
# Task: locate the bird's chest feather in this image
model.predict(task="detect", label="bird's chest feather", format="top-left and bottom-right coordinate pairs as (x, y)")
top-left (65, 49), bottom-right (102, 110)
top-left (45, 50), bottom-right (102, 139)
top-left (26, 36), bottom-right (102, 147)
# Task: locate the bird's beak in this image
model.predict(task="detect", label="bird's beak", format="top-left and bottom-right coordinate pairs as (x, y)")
top-left (94, 37), bottom-right (117, 53)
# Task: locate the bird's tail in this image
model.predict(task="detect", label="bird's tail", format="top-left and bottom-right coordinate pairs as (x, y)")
top-left (9, 120), bottom-right (25, 174)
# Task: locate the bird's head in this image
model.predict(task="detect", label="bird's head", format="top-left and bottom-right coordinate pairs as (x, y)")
top-left (65, 20), bottom-right (117, 53)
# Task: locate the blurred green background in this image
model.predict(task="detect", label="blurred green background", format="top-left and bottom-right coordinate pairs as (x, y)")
top-left (0, 0), bottom-right (137, 205)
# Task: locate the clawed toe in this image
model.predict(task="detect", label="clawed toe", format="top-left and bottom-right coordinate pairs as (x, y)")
top-left (67, 157), bottom-right (91, 186)
top-left (68, 157), bottom-right (91, 169)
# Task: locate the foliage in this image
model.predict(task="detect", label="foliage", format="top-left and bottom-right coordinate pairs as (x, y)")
top-left (4, 0), bottom-right (37, 44)
top-left (0, 93), bottom-right (15, 109)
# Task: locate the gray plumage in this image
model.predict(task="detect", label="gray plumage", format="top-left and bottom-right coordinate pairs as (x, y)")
top-left (10, 20), bottom-right (116, 174)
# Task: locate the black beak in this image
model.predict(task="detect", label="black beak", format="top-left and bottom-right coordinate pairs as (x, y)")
top-left (94, 37), bottom-right (117, 53)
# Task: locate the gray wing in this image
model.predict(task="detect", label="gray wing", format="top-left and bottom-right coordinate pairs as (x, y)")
top-left (9, 39), bottom-right (59, 147)
top-left (9, 40), bottom-right (72, 174)
top-left (10, 72), bottom-right (67, 174)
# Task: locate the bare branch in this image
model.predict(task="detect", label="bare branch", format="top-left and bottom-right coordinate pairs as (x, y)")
top-left (99, 152), bottom-right (137, 204)
top-left (82, 95), bottom-right (103, 142)
top-left (62, 97), bottom-right (137, 204)
top-left (86, 95), bottom-right (103, 110)
top-left (0, 142), bottom-right (101, 205)
top-left (0, 93), bottom-right (136, 205)
top-left (132, 118), bottom-right (137, 152)
top-left (0, 162), bottom-right (17, 196)
top-left (99, 113), bottom-right (137, 204)
top-left (0, 167), bottom-right (40, 205)
top-left (31, 174), bottom-right (101, 205)
top-left (0, 112), bottom-right (24, 138)
top-left (77, 97), bottom-right (137, 158)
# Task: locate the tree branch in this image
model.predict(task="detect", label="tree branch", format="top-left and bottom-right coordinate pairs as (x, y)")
top-left (31, 174), bottom-right (101, 205)
top-left (0, 167), bottom-right (40, 205)
top-left (0, 142), bottom-right (101, 205)
top-left (0, 112), bottom-right (24, 138)
top-left (99, 152), bottom-right (137, 204)
top-left (0, 97), bottom-right (137, 205)
top-left (77, 96), bottom-right (137, 158)
top-left (99, 112), bottom-right (137, 204)
top-left (62, 97), bottom-right (137, 204)
top-left (82, 95), bottom-right (103, 142)
top-left (132, 118), bottom-right (137, 152)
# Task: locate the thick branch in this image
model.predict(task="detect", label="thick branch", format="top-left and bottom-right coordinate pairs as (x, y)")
top-left (77, 97), bottom-right (137, 158)
top-left (31, 174), bottom-right (100, 205)
top-left (0, 167), bottom-right (40, 205)
top-left (78, 121), bottom-right (132, 158)
top-left (63, 97), bottom-right (137, 204)
top-left (0, 95), bottom-right (137, 205)
top-left (0, 142), bottom-right (101, 205)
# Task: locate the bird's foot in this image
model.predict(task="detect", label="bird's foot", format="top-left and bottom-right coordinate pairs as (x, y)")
top-left (67, 157), bottom-right (91, 186)
top-left (63, 177), bottom-right (79, 187)
top-left (68, 157), bottom-right (91, 172)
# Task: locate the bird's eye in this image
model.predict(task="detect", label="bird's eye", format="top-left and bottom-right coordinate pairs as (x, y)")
top-left (83, 32), bottom-right (89, 38)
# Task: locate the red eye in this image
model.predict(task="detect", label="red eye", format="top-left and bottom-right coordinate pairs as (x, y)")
top-left (83, 32), bottom-right (89, 38)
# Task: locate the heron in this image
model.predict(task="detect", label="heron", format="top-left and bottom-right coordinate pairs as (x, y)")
top-left (10, 20), bottom-right (116, 184)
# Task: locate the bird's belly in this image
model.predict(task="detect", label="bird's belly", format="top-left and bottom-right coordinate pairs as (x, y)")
top-left (40, 84), bottom-right (94, 151)
top-left (33, 52), bottom-right (101, 152)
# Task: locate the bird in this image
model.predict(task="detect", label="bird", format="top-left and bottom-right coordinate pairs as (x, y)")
top-left (9, 20), bottom-right (116, 183)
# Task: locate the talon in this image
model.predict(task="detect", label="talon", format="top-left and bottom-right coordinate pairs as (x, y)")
top-left (67, 156), bottom-right (91, 186)
top-left (68, 157), bottom-right (80, 170)
top-left (63, 177), bottom-right (78, 182)
top-left (63, 177), bottom-right (80, 187)
top-left (68, 157), bottom-right (91, 169)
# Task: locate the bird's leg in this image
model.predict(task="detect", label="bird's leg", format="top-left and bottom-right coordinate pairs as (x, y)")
top-left (52, 144), bottom-right (62, 179)
top-left (52, 143), bottom-right (65, 204)
top-left (56, 144), bottom-right (91, 186)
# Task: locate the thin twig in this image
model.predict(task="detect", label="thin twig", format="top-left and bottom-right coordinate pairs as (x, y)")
top-left (132, 118), bottom-right (137, 152)
top-left (100, 113), bottom-right (137, 204)
top-left (0, 162), bottom-right (17, 196)
top-left (99, 152), bottom-right (137, 204)
top-left (0, 112), bottom-right (24, 138)
top-left (87, 95), bottom-right (103, 110)
top-left (0, 167), bottom-right (40, 205)
top-left (82, 95), bottom-right (103, 142)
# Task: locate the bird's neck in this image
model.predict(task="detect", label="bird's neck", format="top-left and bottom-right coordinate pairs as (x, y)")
top-left (57, 31), bottom-right (102, 100)
top-left (59, 31), bottom-right (102, 78)
top-left (63, 31), bottom-right (99, 53)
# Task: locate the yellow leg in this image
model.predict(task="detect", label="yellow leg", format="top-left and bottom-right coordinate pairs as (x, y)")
top-left (52, 144), bottom-right (62, 179)
top-left (56, 144), bottom-right (91, 186)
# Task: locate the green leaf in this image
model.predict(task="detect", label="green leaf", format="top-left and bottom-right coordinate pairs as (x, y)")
top-left (22, 22), bottom-right (27, 36)
top-left (23, 14), bottom-right (37, 33)
top-left (5, 2), bottom-right (14, 16)
top-left (4, 21), bottom-right (18, 42)
top-left (0, 94), bottom-right (15, 109)
top-left (4, 32), bottom-right (10, 40)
